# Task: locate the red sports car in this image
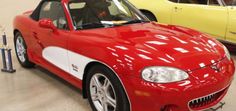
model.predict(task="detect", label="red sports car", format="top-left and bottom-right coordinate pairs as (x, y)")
top-left (13, 0), bottom-right (235, 111)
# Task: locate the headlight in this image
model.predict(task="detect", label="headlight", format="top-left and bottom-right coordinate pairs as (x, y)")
top-left (141, 66), bottom-right (189, 83)
top-left (223, 46), bottom-right (230, 60)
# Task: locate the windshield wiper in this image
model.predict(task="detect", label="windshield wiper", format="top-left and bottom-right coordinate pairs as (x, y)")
top-left (77, 22), bottom-right (119, 29)
top-left (76, 20), bottom-right (147, 30)
top-left (123, 19), bottom-right (150, 25)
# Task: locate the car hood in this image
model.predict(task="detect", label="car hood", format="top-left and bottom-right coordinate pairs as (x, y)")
top-left (75, 22), bottom-right (225, 71)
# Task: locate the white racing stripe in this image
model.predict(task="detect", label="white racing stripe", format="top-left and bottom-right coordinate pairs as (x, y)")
top-left (42, 46), bottom-right (94, 80)
top-left (68, 50), bottom-right (95, 79)
top-left (42, 46), bottom-right (132, 110)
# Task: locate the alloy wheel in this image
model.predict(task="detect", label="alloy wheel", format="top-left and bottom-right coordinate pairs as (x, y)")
top-left (90, 73), bottom-right (117, 111)
top-left (15, 35), bottom-right (26, 63)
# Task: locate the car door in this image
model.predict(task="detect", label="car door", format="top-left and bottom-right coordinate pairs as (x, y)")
top-left (225, 0), bottom-right (236, 42)
top-left (31, 1), bottom-right (71, 73)
top-left (171, 0), bottom-right (228, 40)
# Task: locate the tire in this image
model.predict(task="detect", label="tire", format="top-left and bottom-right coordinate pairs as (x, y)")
top-left (86, 65), bottom-right (130, 111)
top-left (142, 11), bottom-right (158, 22)
top-left (14, 32), bottom-right (35, 68)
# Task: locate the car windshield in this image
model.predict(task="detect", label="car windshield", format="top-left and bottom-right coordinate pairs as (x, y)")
top-left (223, 0), bottom-right (236, 5)
top-left (68, 0), bottom-right (149, 30)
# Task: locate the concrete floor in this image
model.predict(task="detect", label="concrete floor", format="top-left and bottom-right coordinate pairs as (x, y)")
top-left (0, 0), bottom-right (236, 111)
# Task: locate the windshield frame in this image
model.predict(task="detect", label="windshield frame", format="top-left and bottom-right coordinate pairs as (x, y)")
top-left (67, 0), bottom-right (150, 30)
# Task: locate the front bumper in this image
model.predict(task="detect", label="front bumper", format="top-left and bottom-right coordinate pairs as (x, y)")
top-left (122, 58), bottom-right (235, 111)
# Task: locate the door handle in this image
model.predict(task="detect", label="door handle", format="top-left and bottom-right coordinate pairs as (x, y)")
top-left (230, 31), bottom-right (236, 35)
top-left (32, 32), bottom-right (44, 49)
top-left (174, 7), bottom-right (182, 12)
top-left (33, 32), bottom-right (38, 39)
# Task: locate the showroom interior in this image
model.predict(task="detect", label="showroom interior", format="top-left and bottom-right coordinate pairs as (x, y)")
top-left (0, 0), bottom-right (236, 111)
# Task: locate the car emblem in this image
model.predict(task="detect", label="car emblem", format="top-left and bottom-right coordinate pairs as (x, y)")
top-left (211, 64), bottom-right (220, 72)
top-left (72, 64), bottom-right (78, 72)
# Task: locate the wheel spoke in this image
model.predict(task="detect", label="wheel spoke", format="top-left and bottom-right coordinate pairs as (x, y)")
top-left (19, 55), bottom-right (23, 60)
top-left (22, 48), bottom-right (26, 54)
top-left (16, 39), bottom-right (20, 45)
top-left (103, 78), bottom-right (110, 90)
top-left (16, 47), bottom-right (20, 53)
top-left (106, 95), bottom-right (116, 108)
top-left (102, 101), bottom-right (108, 111)
top-left (91, 93), bottom-right (99, 101)
top-left (92, 76), bottom-right (102, 88)
top-left (94, 101), bottom-right (103, 111)
top-left (19, 37), bottom-right (23, 44)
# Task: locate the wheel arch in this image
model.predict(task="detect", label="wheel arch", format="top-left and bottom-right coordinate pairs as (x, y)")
top-left (82, 61), bottom-right (102, 98)
top-left (13, 29), bottom-right (20, 37)
top-left (13, 28), bottom-right (35, 68)
top-left (13, 29), bottom-right (22, 41)
top-left (139, 9), bottom-right (158, 22)
top-left (82, 61), bottom-right (131, 110)
top-left (140, 9), bottom-right (153, 14)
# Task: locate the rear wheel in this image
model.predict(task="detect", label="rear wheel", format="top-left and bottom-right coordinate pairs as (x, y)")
top-left (86, 65), bottom-right (130, 111)
top-left (14, 32), bottom-right (35, 68)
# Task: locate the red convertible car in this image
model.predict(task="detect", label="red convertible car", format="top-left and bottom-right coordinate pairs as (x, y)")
top-left (13, 0), bottom-right (235, 111)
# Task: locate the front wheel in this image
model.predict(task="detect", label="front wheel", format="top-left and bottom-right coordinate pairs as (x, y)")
top-left (86, 65), bottom-right (130, 111)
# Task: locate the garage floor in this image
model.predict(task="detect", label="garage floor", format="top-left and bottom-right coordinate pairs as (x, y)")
top-left (0, 0), bottom-right (235, 111)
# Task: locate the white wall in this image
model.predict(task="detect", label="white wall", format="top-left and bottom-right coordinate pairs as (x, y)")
top-left (0, 0), bottom-right (40, 37)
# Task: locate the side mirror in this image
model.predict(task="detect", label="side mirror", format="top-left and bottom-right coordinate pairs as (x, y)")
top-left (39, 18), bottom-right (57, 32)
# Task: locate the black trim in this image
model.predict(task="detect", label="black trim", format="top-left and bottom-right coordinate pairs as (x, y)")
top-left (218, 39), bottom-right (236, 53)
top-left (30, 1), bottom-right (44, 21)
top-left (30, 0), bottom-right (61, 21)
